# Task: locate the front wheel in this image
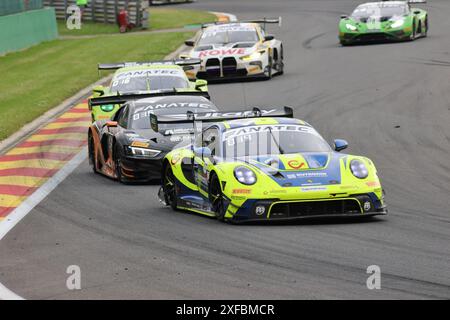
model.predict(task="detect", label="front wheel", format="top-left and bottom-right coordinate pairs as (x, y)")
top-left (88, 132), bottom-right (98, 173)
top-left (114, 145), bottom-right (124, 183)
top-left (163, 164), bottom-right (178, 210)
top-left (410, 20), bottom-right (416, 40)
top-left (209, 174), bottom-right (227, 221)
top-left (264, 55), bottom-right (273, 80)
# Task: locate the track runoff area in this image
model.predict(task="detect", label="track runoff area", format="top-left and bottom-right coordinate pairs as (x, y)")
top-left (0, 0), bottom-right (449, 313)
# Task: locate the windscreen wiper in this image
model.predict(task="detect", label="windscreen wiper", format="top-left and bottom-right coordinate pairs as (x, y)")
top-left (267, 127), bottom-right (284, 154)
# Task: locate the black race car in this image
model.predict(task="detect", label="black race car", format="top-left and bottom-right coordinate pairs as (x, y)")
top-left (88, 91), bottom-right (217, 183)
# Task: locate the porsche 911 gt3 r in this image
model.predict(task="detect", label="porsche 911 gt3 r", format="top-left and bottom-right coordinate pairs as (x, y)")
top-left (88, 92), bottom-right (216, 183)
top-left (157, 109), bottom-right (387, 223)
top-left (90, 59), bottom-right (208, 121)
top-left (339, 0), bottom-right (428, 45)
top-left (181, 19), bottom-right (284, 81)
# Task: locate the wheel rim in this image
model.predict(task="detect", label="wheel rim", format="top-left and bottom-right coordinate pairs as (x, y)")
top-left (115, 157), bottom-right (122, 181)
top-left (164, 166), bottom-right (176, 205)
top-left (210, 178), bottom-right (225, 218)
top-left (88, 135), bottom-right (97, 172)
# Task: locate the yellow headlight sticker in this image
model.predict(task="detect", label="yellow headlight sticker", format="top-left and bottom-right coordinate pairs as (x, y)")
top-left (131, 141), bottom-right (150, 148)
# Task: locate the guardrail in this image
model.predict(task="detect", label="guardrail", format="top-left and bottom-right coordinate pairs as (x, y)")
top-left (43, 0), bottom-right (148, 28)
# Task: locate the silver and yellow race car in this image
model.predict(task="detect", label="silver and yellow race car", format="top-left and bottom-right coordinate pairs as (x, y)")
top-left (154, 108), bottom-right (387, 223)
top-left (181, 19), bottom-right (284, 81)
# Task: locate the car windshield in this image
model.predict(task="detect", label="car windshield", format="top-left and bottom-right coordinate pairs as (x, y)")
top-left (222, 125), bottom-right (331, 158)
top-left (110, 73), bottom-right (189, 93)
top-left (198, 28), bottom-right (259, 45)
top-left (351, 4), bottom-right (408, 18)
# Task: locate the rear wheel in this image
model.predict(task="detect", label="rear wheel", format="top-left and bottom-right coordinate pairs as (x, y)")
top-left (163, 164), bottom-right (178, 210)
top-left (424, 16), bottom-right (428, 37)
top-left (277, 46), bottom-right (284, 75)
top-left (209, 174), bottom-right (226, 221)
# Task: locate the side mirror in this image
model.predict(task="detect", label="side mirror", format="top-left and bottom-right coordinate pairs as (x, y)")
top-left (264, 35), bottom-right (275, 42)
top-left (194, 147), bottom-right (212, 158)
top-left (106, 121), bottom-right (118, 128)
top-left (334, 139), bottom-right (348, 152)
top-left (93, 85), bottom-right (105, 97)
top-left (195, 79), bottom-right (208, 90)
top-left (184, 40), bottom-right (195, 47)
top-left (340, 15), bottom-right (348, 19)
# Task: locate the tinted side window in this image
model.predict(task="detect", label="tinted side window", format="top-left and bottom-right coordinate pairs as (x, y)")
top-left (113, 106), bottom-right (124, 122)
top-left (118, 106), bottom-right (129, 128)
top-left (203, 128), bottom-right (219, 156)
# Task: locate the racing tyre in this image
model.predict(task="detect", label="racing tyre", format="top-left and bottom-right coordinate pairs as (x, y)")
top-left (410, 20), bottom-right (416, 40)
top-left (209, 174), bottom-right (226, 221)
top-left (114, 145), bottom-right (124, 183)
top-left (163, 164), bottom-right (178, 210)
top-left (264, 55), bottom-right (273, 80)
top-left (278, 46), bottom-right (284, 75)
top-left (424, 16), bottom-right (428, 37)
top-left (88, 132), bottom-right (98, 173)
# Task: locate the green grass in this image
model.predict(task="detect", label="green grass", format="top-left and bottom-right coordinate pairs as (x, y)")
top-left (149, 8), bottom-right (216, 30)
top-left (57, 8), bottom-right (216, 36)
top-left (57, 20), bottom-right (119, 36)
top-left (0, 31), bottom-right (193, 140)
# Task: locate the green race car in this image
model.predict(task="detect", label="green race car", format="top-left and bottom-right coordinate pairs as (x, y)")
top-left (155, 108), bottom-right (387, 223)
top-left (339, 0), bottom-right (428, 45)
top-left (90, 59), bottom-right (209, 121)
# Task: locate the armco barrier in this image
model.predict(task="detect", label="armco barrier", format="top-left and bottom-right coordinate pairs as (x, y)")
top-left (43, 0), bottom-right (148, 28)
top-left (0, 7), bottom-right (58, 56)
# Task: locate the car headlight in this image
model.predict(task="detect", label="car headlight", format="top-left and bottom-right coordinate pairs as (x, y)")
top-left (240, 51), bottom-right (264, 61)
top-left (234, 166), bottom-right (257, 185)
top-left (126, 146), bottom-right (161, 158)
top-left (390, 19), bottom-right (404, 29)
top-left (350, 159), bottom-right (369, 179)
top-left (100, 104), bottom-right (115, 112)
top-left (346, 23), bottom-right (357, 31)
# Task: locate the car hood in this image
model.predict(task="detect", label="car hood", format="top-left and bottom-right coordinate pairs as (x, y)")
top-left (237, 152), bottom-right (347, 187)
top-left (190, 42), bottom-right (258, 59)
top-left (344, 15), bottom-right (408, 30)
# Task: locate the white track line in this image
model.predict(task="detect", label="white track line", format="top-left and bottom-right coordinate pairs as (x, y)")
top-left (0, 148), bottom-right (87, 300)
top-left (0, 11), bottom-right (238, 300)
top-left (0, 282), bottom-right (24, 300)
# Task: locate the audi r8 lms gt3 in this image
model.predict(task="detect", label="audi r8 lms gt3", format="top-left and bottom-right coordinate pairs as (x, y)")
top-left (157, 109), bottom-right (387, 223)
top-left (181, 19), bottom-right (284, 81)
top-left (339, 0), bottom-right (428, 45)
top-left (89, 59), bottom-right (208, 121)
top-left (88, 92), bottom-right (217, 183)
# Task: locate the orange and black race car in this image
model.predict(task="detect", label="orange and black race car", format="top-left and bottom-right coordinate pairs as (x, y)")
top-left (88, 91), bottom-right (217, 183)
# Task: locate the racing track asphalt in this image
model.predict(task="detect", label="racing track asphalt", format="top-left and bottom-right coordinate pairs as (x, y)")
top-left (0, 0), bottom-right (449, 299)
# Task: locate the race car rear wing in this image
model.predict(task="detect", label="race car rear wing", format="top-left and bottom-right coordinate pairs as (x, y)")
top-left (97, 58), bottom-right (202, 71)
top-left (149, 106), bottom-right (294, 132)
top-left (88, 90), bottom-right (211, 109)
top-left (382, 0), bottom-right (426, 2)
top-left (243, 17), bottom-right (282, 29)
top-left (201, 17), bottom-right (282, 30)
